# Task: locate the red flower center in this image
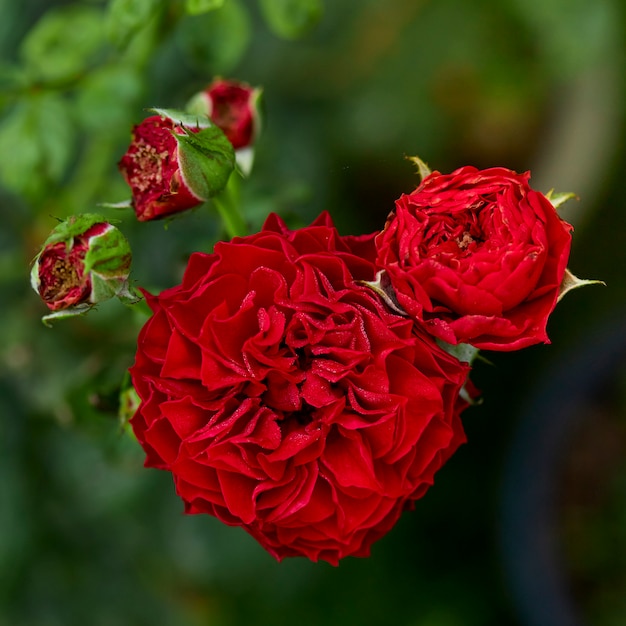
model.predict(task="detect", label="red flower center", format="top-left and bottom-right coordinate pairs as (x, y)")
top-left (38, 241), bottom-right (90, 310)
top-left (125, 138), bottom-right (170, 194)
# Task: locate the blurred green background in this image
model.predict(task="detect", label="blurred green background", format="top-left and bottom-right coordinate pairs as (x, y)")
top-left (1, 1), bottom-right (625, 624)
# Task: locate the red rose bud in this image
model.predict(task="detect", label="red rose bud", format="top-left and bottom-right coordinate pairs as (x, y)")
top-left (31, 214), bottom-right (135, 324)
top-left (118, 110), bottom-right (235, 221)
top-left (376, 163), bottom-right (574, 351)
top-left (187, 79), bottom-right (262, 175)
top-left (130, 212), bottom-right (471, 564)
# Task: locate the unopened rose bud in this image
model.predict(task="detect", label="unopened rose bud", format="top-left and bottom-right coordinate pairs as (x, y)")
top-left (31, 214), bottom-right (135, 324)
top-left (187, 79), bottom-right (262, 175)
top-left (118, 110), bottom-right (235, 221)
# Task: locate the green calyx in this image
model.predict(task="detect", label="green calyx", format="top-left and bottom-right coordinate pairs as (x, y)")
top-left (545, 189), bottom-right (578, 210)
top-left (175, 124), bottom-right (236, 201)
top-left (406, 155), bottom-right (433, 182)
top-left (558, 268), bottom-right (605, 302)
top-left (151, 106), bottom-right (236, 199)
top-left (358, 270), bottom-right (408, 317)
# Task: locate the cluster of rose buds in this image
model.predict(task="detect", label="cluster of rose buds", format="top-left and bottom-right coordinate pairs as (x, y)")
top-left (32, 78), bottom-right (596, 565)
top-left (32, 79), bottom-right (260, 317)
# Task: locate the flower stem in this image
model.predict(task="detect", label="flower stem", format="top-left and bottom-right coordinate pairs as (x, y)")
top-left (212, 173), bottom-right (248, 239)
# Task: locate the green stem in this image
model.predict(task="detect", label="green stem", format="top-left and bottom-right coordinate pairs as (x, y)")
top-left (212, 173), bottom-right (248, 239)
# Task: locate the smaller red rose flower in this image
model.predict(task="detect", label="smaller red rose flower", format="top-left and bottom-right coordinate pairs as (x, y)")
top-left (31, 214), bottom-right (134, 323)
top-left (118, 111), bottom-right (236, 222)
top-left (375, 166), bottom-right (573, 351)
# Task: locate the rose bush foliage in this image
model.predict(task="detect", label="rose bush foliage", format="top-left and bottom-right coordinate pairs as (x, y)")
top-left (130, 213), bottom-right (471, 564)
top-left (375, 166), bottom-right (573, 350)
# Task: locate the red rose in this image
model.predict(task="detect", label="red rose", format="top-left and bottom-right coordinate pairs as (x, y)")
top-left (189, 78), bottom-right (261, 150)
top-left (376, 166), bottom-right (573, 350)
top-left (130, 213), bottom-right (470, 564)
top-left (118, 115), bottom-right (204, 222)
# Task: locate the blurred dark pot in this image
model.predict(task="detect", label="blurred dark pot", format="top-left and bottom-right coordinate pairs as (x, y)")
top-left (500, 308), bottom-right (626, 626)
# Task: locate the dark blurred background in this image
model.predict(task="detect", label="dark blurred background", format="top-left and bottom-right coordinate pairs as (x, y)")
top-left (1, 1), bottom-right (625, 624)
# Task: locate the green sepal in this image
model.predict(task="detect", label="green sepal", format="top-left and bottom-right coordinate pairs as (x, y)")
top-left (545, 189), bottom-right (578, 210)
top-left (406, 155), bottom-right (432, 182)
top-left (83, 224), bottom-right (131, 277)
top-left (435, 340), bottom-right (482, 407)
top-left (175, 125), bottom-right (236, 201)
top-left (98, 200), bottom-right (133, 209)
top-left (558, 268), bottom-right (605, 302)
top-left (436, 340), bottom-right (480, 365)
top-left (36, 213), bottom-right (111, 250)
top-left (118, 371), bottom-right (141, 432)
top-left (149, 107), bottom-right (212, 130)
top-left (358, 270), bottom-right (407, 316)
top-left (185, 92), bottom-right (210, 117)
top-left (41, 304), bottom-right (93, 327)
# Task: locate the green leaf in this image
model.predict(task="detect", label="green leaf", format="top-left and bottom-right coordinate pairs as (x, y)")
top-left (75, 65), bottom-right (143, 131)
top-left (185, 0), bottom-right (227, 15)
top-left (20, 5), bottom-right (105, 83)
top-left (176, 125), bottom-right (236, 200)
top-left (176, 0), bottom-right (250, 73)
top-left (0, 93), bottom-right (75, 198)
top-left (258, 0), bottom-right (323, 39)
top-left (105, 0), bottom-right (162, 50)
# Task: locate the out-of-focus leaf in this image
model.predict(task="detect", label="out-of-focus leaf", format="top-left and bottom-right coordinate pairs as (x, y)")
top-left (509, 0), bottom-right (620, 77)
top-left (185, 0), bottom-right (227, 15)
top-left (105, 0), bottom-right (162, 50)
top-left (20, 5), bottom-right (105, 83)
top-left (0, 62), bottom-right (28, 97)
top-left (258, 0), bottom-right (323, 39)
top-left (176, 0), bottom-right (250, 73)
top-left (75, 65), bottom-right (143, 131)
top-left (0, 93), bottom-right (74, 198)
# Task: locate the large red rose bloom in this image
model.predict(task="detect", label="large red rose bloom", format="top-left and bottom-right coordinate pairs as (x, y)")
top-left (130, 213), bottom-right (470, 564)
top-left (376, 166), bottom-right (573, 350)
